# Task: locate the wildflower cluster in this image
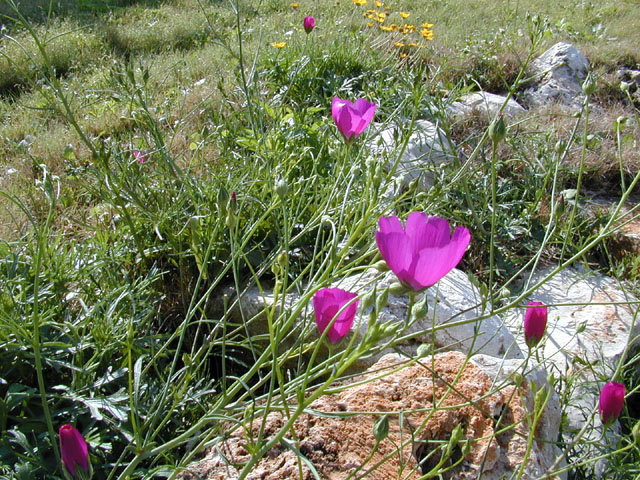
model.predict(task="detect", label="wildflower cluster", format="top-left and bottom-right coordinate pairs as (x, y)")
top-left (354, 0), bottom-right (433, 58)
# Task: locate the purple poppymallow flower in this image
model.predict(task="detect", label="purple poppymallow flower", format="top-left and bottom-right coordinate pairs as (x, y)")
top-left (375, 212), bottom-right (471, 291)
top-left (524, 301), bottom-right (547, 349)
top-left (599, 381), bottom-right (625, 427)
top-left (59, 424), bottom-right (89, 478)
top-left (133, 150), bottom-right (146, 164)
top-left (303, 16), bottom-right (315, 33)
top-left (331, 97), bottom-right (376, 144)
top-left (313, 287), bottom-right (358, 344)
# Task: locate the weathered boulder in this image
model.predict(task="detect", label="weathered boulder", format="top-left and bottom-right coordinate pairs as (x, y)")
top-left (178, 351), bottom-right (564, 480)
top-left (231, 267), bottom-right (522, 371)
top-left (368, 119), bottom-right (457, 189)
top-left (447, 91), bottom-right (526, 120)
top-left (522, 42), bottom-right (590, 109)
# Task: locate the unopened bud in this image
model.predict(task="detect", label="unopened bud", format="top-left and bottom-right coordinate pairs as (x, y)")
top-left (489, 115), bottom-right (506, 145)
top-left (373, 415), bottom-right (389, 442)
top-left (582, 73), bottom-right (596, 96)
top-left (554, 139), bottom-right (566, 155)
top-left (276, 177), bottom-right (289, 200)
top-left (620, 81), bottom-right (631, 93)
top-left (217, 187), bottom-right (229, 214)
top-left (374, 260), bottom-right (389, 272)
top-left (375, 287), bottom-right (389, 312)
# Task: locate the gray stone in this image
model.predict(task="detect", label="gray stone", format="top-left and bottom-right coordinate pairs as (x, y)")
top-left (522, 42), bottom-right (590, 109)
top-left (231, 267), bottom-right (522, 371)
top-left (447, 91), bottom-right (526, 120)
top-left (503, 264), bottom-right (639, 464)
top-left (368, 119), bottom-right (457, 189)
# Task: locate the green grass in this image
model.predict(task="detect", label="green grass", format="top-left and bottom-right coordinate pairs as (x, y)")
top-left (1, 0), bottom-right (639, 478)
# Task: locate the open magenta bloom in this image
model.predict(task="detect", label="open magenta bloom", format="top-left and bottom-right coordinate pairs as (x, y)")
top-left (376, 213), bottom-right (471, 291)
top-left (524, 301), bottom-right (547, 349)
top-left (303, 16), bottom-right (315, 33)
top-left (599, 381), bottom-right (625, 426)
top-left (331, 97), bottom-right (376, 143)
top-left (313, 287), bottom-right (358, 344)
top-left (59, 424), bottom-right (89, 477)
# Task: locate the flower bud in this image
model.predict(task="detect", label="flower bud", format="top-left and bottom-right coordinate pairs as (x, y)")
top-left (275, 178), bottom-right (289, 200)
top-left (582, 73), bottom-right (596, 96)
top-left (303, 16), bottom-right (315, 34)
top-left (373, 415), bottom-right (389, 442)
top-left (524, 301), bottom-right (547, 349)
top-left (489, 114), bottom-right (506, 145)
top-left (599, 381), bottom-right (625, 427)
top-left (59, 425), bottom-right (90, 478)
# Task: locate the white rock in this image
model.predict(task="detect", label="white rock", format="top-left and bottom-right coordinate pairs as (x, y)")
top-left (471, 354), bottom-right (566, 479)
top-left (369, 119), bottom-right (457, 189)
top-left (231, 267), bottom-right (522, 370)
top-left (522, 42), bottom-right (590, 109)
top-left (504, 265), bottom-right (639, 453)
top-left (447, 91), bottom-right (526, 119)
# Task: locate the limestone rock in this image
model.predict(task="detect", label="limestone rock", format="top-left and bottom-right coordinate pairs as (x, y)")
top-left (178, 352), bottom-right (564, 480)
top-left (505, 266), bottom-right (639, 432)
top-left (447, 91), bottom-right (526, 120)
top-left (522, 42), bottom-right (590, 109)
top-left (368, 119), bottom-right (457, 189)
top-left (231, 267), bottom-right (522, 370)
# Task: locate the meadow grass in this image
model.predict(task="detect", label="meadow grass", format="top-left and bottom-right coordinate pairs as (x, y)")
top-left (1, 0), bottom-right (639, 478)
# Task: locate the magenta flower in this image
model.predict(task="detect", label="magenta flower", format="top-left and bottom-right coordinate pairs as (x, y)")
top-left (331, 97), bottom-right (376, 143)
top-left (599, 381), bottom-right (625, 426)
top-left (59, 424), bottom-right (89, 477)
top-left (133, 150), bottom-right (146, 164)
top-left (375, 212), bottom-right (470, 291)
top-left (303, 16), bottom-right (315, 33)
top-left (524, 301), bottom-right (547, 349)
top-left (313, 287), bottom-right (359, 344)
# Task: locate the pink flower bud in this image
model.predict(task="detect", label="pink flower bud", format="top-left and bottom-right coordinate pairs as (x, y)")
top-left (133, 150), bottom-right (146, 164)
top-left (524, 301), bottom-right (547, 349)
top-left (313, 288), bottom-right (358, 344)
top-left (59, 424), bottom-right (89, 477)
top-left (375, 213), bottom-right (471, 291)
top-left (303, 16), bottom-right (315, 33)
top-left (599, 381), bottom-right (625, 426)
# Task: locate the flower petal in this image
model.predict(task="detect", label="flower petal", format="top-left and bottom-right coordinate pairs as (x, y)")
top-left (376, 231), bottom-right (413, 279)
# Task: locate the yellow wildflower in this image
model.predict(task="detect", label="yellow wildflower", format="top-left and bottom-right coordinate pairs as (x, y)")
top-left (385, 5), bottom-right (391, 10)
top-left (420, 28), bottom-right (433, 39)
top-left (389, 23), bottom-right (398, 30)
top-left (353, 0), bottom-right (367, 5)
top-left (400, 52), bottom-right (408, 58)
top-left (290, 2), bottom-right (299, 7)
top-left (400, 12), bottom-right (410, 18)
top-left (367, 22), bottom-right (374, 27)
top-left (377, 12), bottom-right (386, 18)
top-left (271, 41), bottom-right (287, 48)
top-left (394, 42), bottom-right (405, 47)
top-left (422, 23), bottom-right (434, 28)
top-left (407, 42), bottom-right (417, 47)
top-left (379, 25), bottom-right (393, 31)
top-left (375, 0), bottom-right (382, 6)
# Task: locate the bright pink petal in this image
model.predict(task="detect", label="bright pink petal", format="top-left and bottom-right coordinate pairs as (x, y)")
top-left (376, 231), bottom-right (413, 278)
top-left (411, 226), bottom-right (470, 288)
top-left (313, 288), bottom-right (358, 344)
top-left (351, 99), bottom-right (376, 136)
top-left (378, 215), bottom-right (404, 234)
